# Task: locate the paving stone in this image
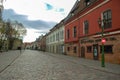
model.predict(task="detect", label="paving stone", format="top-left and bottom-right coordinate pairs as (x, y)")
top-left (0, 50), bottom-right (120, 80)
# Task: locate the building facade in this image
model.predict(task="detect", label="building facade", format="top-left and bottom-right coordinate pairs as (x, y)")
top-left (46, 20), bottom-right (65, 54)
top-left (39, 35), bottom-right (46, 51)
top-left (79, 0), bottom-right (120, 64)
top-left (65, 0), bottom-right (120, 64)
top-left (65, 19), bottom-right (79, 56)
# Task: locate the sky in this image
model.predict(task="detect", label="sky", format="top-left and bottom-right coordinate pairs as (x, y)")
top-left (3, 0), bottom-right (76, 42)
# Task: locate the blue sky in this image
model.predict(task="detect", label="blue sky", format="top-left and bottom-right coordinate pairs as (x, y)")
top-left (3, 0), bottom-right (76, 42)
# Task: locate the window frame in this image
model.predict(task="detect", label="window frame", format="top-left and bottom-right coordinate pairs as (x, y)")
top-left (67, 47), bottom-right (70, 51)
top-left (83, 20), bottom-right (89, 35)
top-left (73, 46), bottom-right (77, 53)
top-left (73, 26), bottom-right (77, 38)
top-left (67, 29), bottom-right (70, 39)
top-left (87, 46), bottom-right (92, 53)
top-left (84, 0), bottom-right (91, 6)
top-left (102, 9), bottom-right (112, 29)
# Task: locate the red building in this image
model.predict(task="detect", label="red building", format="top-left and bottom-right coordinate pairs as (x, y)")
top-left (65, 19), bottom-right (79, 56)
top-left (65, 0), bottom-right (120, 64)
top-left (38, 35), bottom-right (46, 51)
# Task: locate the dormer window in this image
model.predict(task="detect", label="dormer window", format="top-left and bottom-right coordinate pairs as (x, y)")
top-left (71, 13), bottom-right (74, 16)
top-left (85, 0), bottom-right (91, 6)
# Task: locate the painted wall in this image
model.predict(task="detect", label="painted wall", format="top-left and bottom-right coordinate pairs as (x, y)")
top-left (65, 19), bottom-right (79, 43)
top-left (79, 0), bottom-right (120, 37)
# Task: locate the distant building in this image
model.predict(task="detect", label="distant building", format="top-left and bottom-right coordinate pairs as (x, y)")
top-left (39, 35), bottom-right (46, 51)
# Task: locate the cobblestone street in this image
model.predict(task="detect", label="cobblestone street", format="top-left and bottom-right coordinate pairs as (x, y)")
top-left (0, 50), bottom-right (120, 80)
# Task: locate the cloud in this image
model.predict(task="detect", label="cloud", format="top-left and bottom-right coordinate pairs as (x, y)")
top-left (35, 30), bottom-right (49, 34)
top-left (2, 9), bottom-right (28, 21)
top-left (2, 9), bottom-right (57, 30)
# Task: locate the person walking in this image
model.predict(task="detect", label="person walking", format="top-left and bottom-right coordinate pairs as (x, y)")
top-left (18, 46), bottom-right (22, 54)
top-left (20, 46), bottom-right (22, 53)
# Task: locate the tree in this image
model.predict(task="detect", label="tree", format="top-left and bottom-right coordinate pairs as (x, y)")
top-left (13, 20), bottom-right (27, 38)
top-left (0, 21), bottom-right (6, 51)
top-left (5, 20), bottom-right (27, 50)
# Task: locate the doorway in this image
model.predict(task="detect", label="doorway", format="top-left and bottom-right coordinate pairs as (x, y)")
top-left (93, 44), bottom-right (99, 60)
top-left (81, 46), bottom-right (85, 58)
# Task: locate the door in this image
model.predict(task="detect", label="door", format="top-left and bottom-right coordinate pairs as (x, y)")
top-left (93, 44), bottom-right (99, 60)
top-left (81, 46), bottom-right (85, 58)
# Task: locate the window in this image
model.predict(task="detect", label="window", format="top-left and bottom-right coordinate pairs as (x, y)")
top-left (100, 45), bottom-right (113, 53)
top-left (84, 20), bottom-right (89, 34)
top-left (67, 47), bottom-right (70, 51)
top-left (103, 10), bottom-right (112, 29)
top-left (67, 29), bottom-right (70, 39)
top-left (73, 46), bottom-right (77, 53)
top-left (58, 32), bottom-right (59, 41)
top-left (85, 0), bottom-right (91, 6)
top-left (73, 26), bottom-right (77, 38)
top-left (87, 46), bottom-right (92, 53)
top-left (50, 36), bottom-right (52, 42)
top-left (52, 35), bottom-right (53, 42)
top-left (61, 30), bottom-right (64, 39)
top-left (56, 33), bottom-right (59, 41)
top-left (53, 34), bottom-right (55, 41)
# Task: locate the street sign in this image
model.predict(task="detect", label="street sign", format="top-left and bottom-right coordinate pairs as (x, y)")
top-left (101, 38), bottom-right (106, 44)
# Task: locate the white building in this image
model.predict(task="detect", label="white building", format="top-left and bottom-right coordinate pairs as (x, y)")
top-left (46, 20), bottom-right (65, 54)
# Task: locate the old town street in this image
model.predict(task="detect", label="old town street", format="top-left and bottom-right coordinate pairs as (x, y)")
top-left (0, 50), bottom-right (120, 80)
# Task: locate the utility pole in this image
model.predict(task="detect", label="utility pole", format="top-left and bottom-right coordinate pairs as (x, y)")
top-left (98, 16), bottom-right (107, 67)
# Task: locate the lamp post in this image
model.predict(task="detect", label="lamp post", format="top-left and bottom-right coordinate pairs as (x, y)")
top-left (98, 16), bottom-right (107, 67)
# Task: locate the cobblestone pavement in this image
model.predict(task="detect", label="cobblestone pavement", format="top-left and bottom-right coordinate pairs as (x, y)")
top-left (0, 50), bottom-right (120, 80)
top-left (0, 50), bottom-right (21, 73)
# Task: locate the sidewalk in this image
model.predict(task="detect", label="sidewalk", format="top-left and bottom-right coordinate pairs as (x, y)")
top-left (0, 50), bottom-right (21, 73)
top-left (75, 58), bottom-right (120, 75)
top-left (44, 52), bottom-right (120, 75)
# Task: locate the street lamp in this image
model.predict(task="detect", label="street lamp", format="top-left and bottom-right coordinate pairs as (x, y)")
top-left (98, 16), bottom-right (107, 67)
